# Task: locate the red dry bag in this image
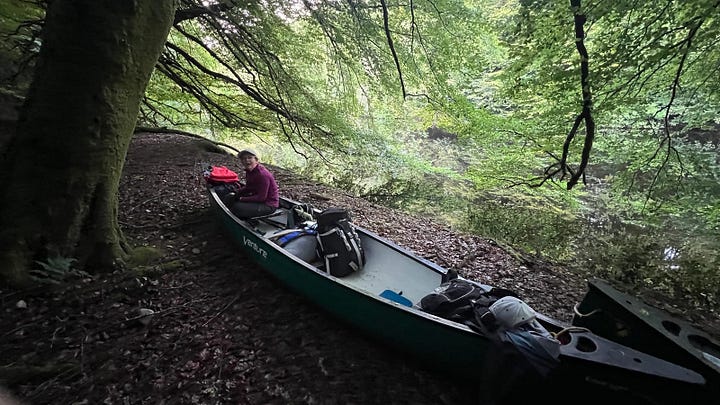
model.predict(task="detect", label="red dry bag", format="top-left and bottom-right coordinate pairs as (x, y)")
top-left (204, 166), bottom-right (239, 184)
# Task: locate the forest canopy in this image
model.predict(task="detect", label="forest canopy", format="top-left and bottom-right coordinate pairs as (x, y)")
top-left (1, 1), bottom-right (718, 302)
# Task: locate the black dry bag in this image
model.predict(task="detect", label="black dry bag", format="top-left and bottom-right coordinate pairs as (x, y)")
top-left (316, 207), bottom-right (365, 277)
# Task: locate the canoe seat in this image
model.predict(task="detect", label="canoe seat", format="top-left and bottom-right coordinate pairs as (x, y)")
top-left (246, 209), bottom-right (286, 234)
top-left (380, 290), bottom-right (413, 307)
top-left (247, 208), bottom-right (284, 224)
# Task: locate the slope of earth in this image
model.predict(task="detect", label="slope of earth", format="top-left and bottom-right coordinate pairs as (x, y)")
top-left (1, 132), bottom-right (718, 405)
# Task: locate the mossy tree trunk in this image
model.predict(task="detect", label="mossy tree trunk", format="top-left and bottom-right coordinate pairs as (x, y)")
top-left (0, 0), bottom-right (176, 287)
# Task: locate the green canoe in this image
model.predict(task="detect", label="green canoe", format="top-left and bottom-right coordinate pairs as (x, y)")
top-left (208, 186), bottom-right (710, 404)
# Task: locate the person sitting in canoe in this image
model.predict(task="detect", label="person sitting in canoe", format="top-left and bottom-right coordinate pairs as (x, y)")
top-left (225, 148), bottom-right (279, 218)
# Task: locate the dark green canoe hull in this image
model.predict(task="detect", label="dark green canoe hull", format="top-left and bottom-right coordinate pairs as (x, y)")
top-left (207, 188), bottom-right (709, 402)
top-left (209, 190), bottom-right (493, 374)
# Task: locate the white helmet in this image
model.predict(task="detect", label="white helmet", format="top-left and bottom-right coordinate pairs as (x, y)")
top-left (489, 296), bottom-right (539, 330)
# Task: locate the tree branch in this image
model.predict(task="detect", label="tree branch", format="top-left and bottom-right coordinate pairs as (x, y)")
top-left (534, 0), bottom-right (595, 190)
top-left (379, 0), bottom-right (407, 99)
top-left (174, 1), bottom-right (232, 24)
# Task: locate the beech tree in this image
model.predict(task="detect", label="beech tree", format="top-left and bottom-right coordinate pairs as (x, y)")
top-left (5, 0), bottom-right (713, 290)
top-left (0, 0), bottom-right (176, 286)
top-left (0, 0), bottom-right (485, 287)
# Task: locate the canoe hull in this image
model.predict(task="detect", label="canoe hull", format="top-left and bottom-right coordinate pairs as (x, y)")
top-left (208, 188), bottom-right (708, 402)
top-left (209, 190), bottom-right (494, 374)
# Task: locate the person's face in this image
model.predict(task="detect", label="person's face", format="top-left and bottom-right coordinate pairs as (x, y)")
top-left (240, 154), bottom-right (258, 170)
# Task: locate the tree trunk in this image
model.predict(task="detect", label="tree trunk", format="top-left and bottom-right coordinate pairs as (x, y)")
top-left (0, 0), bottom-right (176, 287)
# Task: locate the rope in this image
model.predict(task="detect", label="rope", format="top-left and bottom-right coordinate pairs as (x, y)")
top-left (553, 326), bottom-right (593, 340)
top-left (293, 206), bottom-right (314, 222)
top-left (548, 304), bottom-right (600, 341)
top-left (573, 302), bottom-right (601, 318)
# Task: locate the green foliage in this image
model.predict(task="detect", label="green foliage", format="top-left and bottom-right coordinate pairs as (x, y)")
top-left (570, 209), bottom-right (720, 306)
top-left (30, 256), bottom-right (89, 285)
top-left (140, 0), bottom-right (503, 177)
top-left (10, 0), bottom-right (717, 305)
top-left (0, 0), bottom-right (44, 88)
top-left (464, 188), bottom-right (582, 258)
top-left (473, 0), bottom-right (720, 305)
top-left (669, 238), bottom-right (720, 306)
top-left (129, 0), bottom-right (720, 311)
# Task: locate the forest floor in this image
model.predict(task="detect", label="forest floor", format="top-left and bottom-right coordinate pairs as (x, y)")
top-left (1, 132), bottom-right (719, 405)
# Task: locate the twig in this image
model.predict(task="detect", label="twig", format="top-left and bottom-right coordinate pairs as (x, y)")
top-left (80, 334), bottom-right (86, 376)
top-left (26, 365), bottom-right (80, 399)
top-left (2, 321), bottom-right (39, 338)
top-left (166, 218), bottom-right (207, 230)
top-left (458, 251), bottom-right (482, 269)
top-left (118, 298), bottom-right (211, 325)
top-left (50, 326), bottom-right (64, 350)
top-left (118, 221), bottom-right (163, 230)
top-left (128, 195), bottom-right (163, 213)
top-left (160, 282), bottom-right (196, 290)
top-left (119, 218), bottom-right (205, 231)
top-left (201, 295), bottom-right (241, 327)
top-left (1, 285), bottom-right (47, 300)
top-left (217, 349), bottom-right (225, 380)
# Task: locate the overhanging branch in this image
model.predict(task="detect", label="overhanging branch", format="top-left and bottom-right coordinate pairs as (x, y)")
top-left (535, 0), bottom-right (595, 190)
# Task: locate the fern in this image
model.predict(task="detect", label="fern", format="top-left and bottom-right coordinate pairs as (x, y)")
top-left (30, 256), bottom-right (87, 284)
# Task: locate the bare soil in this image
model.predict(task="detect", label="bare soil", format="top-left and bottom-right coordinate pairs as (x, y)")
top-left (1, 132), bottom-right (718, 405)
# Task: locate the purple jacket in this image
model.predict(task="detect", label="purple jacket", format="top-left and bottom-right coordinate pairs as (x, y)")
top-left (238, 164), bottom-right (279, 208)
